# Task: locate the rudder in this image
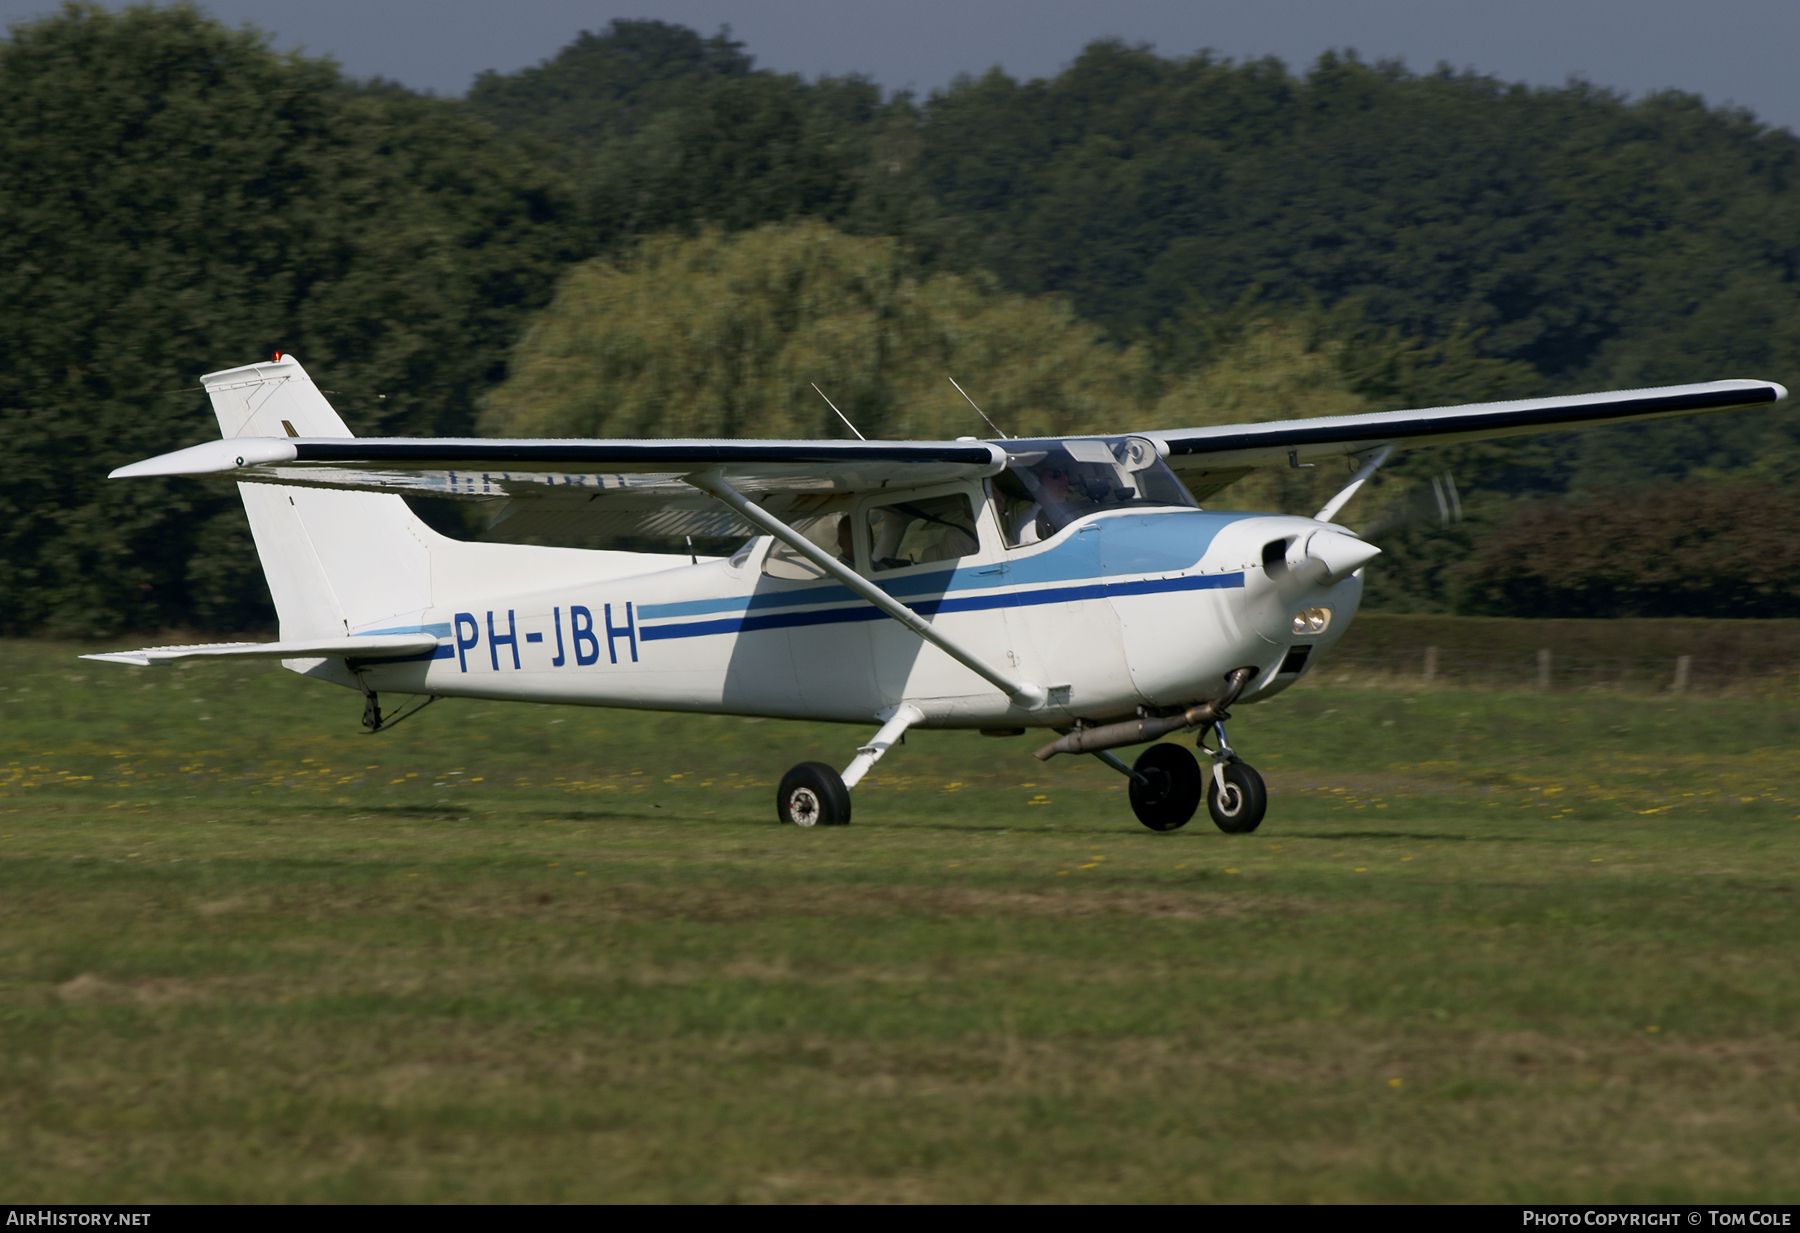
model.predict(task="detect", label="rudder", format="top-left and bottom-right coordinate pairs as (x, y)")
top-left (203, 354), bottom-right (436, 640)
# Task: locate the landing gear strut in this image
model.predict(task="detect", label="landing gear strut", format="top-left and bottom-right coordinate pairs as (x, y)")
top-left (775, 704), bottom-right (923, 827)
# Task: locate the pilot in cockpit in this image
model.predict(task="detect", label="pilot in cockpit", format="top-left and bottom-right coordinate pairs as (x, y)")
top-left (998, 438), bottom-right (1199, 548)
top-left (1010, 459), bottom-right (1076, 545)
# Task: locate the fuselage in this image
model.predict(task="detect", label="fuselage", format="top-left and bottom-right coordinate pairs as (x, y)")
top-left (333, 501), bottom-right (1367, 729)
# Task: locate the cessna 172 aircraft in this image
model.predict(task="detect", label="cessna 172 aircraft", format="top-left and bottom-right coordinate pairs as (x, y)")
top-left (89, 355), bottom-right (1785, 833)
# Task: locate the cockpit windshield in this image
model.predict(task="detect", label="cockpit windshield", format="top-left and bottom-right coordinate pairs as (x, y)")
top-left (994, 435), bottom-right (1197, 546)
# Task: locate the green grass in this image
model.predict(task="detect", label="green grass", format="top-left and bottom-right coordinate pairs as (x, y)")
top-left (3, 638), bottom-right (1798, 1202)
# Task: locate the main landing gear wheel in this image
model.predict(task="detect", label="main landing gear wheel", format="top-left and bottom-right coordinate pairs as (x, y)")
top-left (1207, 761), bottom-right (1267, 834)
top-left (777, 762), bottom-right (852, 827)
top-left (1128, 743), bottom-right (1203, 831)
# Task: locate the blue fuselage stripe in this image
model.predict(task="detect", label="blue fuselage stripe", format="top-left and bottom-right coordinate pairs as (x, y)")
top-left (638, 571), bottom-right (1245, 642)
top-left (635, 509), bottom-right (1261, 620)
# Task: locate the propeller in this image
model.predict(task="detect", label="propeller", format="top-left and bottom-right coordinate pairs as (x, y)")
top-left (1355, 471), bottom-right (1462, 542)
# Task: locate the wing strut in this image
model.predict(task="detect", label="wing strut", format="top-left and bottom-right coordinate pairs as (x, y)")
top-left (685, 472), bottom-right (1048, 710)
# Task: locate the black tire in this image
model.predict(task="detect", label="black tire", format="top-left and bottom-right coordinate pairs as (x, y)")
top-left (1128, 743), bottom-right (1203, 832)
top-left (1207, 761), bottom-right (1267, 834)
top-left (776, 762), bottom-right (851, 827)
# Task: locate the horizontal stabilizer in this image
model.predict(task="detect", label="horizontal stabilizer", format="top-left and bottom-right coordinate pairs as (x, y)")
top-left (82, 633), bottom-right (440, 668)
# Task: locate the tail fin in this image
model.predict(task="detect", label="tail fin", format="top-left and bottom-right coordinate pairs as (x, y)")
top-left (204, 354), bottom-right (436, 640)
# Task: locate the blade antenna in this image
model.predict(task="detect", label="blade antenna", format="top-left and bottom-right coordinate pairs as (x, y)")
top-left (948, 377), bottom-right (1009, 439)
top-left (811, 383), bottom-right (866, 441)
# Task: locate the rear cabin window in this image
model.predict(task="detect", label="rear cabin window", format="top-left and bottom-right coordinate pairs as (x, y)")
top-left (866, 493), bottom-right (980, 572)
top-left (761, 512), bottom-right (854, 580)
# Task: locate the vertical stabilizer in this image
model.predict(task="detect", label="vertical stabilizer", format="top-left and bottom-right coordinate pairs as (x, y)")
top-left (203, 355), bottom-right (436, 641)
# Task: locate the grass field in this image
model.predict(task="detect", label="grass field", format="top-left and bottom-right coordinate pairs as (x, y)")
top-left (3, 637), bottom-right (1798, 1202)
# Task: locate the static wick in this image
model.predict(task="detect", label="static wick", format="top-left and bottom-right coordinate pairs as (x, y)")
top-left (948, 377), bottom-right (1008, 439)
top-left (811, 383), bottom-right (866, 441)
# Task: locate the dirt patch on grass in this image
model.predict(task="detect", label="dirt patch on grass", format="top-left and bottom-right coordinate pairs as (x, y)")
top-left (54, 973), bottom-right (213, 1007)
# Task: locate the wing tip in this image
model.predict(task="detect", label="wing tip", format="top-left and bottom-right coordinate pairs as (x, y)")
top-left (79, 651), bottom-right (158, 667)
top-left (108, 439), bottom-right (297, 480)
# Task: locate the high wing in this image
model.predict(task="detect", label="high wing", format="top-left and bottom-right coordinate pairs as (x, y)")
top-left (112, 378), bottom-right (1786, 532)
top-left (1142, 379), bottom-right (1787, 500)
top-left (112, 437), bottom-right (1008, 540)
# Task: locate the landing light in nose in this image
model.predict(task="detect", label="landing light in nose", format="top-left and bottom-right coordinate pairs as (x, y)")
top-left (1293, 607), bottom-right (1331, 635)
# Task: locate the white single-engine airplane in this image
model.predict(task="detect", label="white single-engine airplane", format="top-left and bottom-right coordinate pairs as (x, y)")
top-left (90, 355), bottom-right (1785, 832)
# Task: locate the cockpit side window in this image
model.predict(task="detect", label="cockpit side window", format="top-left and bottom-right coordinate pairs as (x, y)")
top-left (999, 436), bottom-right (1197, 547)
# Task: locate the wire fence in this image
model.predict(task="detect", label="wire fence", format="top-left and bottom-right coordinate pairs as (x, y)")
top-left (1308, 646), bottom-right (1800, 696)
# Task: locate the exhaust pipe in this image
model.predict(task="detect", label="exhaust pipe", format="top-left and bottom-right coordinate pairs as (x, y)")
top-left (1033, 666), bottom-right (1257, 761)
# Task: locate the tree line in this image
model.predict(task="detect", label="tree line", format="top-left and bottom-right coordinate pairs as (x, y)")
top-left (4, 6), bottom-right (1797, 634)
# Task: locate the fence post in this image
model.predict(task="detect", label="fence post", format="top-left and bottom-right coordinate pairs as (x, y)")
top-left (1673, 654), bottom-right (1690, 695)
top-left (1423, 645), bottom-right (1438, 685)
top-left (1537, 648), bottom-right (1552, 691)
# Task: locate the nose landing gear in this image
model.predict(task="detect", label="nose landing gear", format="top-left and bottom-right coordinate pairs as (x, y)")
top-left (1199, 720), bottom-right (1267, 834)
top-left (1115, 721), bottom-right (1267, 834)
top-left (1125, 743), bottom-right (1204, 831)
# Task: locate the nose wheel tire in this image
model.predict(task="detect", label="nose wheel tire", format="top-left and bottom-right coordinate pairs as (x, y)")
top-left (1207, 761), bottom-right (1267, 833)
top-left (1128, 743), bottom-right (1203, 831)
top-left (777, 762), bottom-right (852, 827)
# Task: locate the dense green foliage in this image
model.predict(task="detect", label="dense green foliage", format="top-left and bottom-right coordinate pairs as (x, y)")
top-left (7, 7), bottom-right (1800, 631)
top-left (916, 49), bottom-right (1800, 392)
top-left (465, 20), bottom-right (755, 152)
top-left (465, 21), bottom-right (926, 251)
top-left (1458, 480), bottom-right (1800, 618)
top-left (0, 3), bottom-right (579, 635)
top-left (486, 221), bottom-right (1148, 443)
top-left (472, 26), bottom-right (1800, 396)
